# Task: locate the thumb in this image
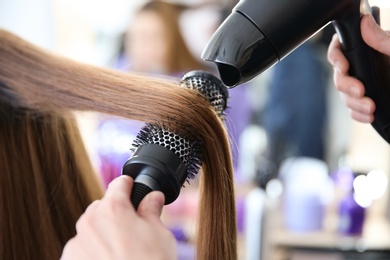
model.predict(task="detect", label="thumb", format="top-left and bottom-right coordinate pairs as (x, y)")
top-left (137, 191), bottom-right (165, 222)
top-left (361, 14), bottom-right (390, 56)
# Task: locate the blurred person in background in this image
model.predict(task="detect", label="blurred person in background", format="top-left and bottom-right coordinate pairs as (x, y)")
top-left (257, 33), bottom-right (333, 187)
top-left (118, 0), bottom-right (205, 75)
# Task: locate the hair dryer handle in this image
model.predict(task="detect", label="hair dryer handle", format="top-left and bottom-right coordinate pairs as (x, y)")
top-left (333, 9), bottom-right (390, 143)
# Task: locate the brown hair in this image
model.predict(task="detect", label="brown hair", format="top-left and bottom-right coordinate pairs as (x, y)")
top-left (0, 99), bottom-right (103, 258)
top-left (128, 0), bottom-right (204, 74)
top-left (0, 29), bottom-right (236, 260)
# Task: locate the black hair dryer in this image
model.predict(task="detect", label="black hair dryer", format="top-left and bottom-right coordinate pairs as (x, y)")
top-left (202, 0), bottom-right (390, 143)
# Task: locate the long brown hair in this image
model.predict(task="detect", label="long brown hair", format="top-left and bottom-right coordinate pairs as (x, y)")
top-left (0, 29), bottom-right (236, 260)
top-left (0, 98), bottom-right (103, 259)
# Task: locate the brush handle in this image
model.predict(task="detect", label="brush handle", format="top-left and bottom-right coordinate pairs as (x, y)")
top-left (122, 144), bottom-right (186, 205)
top-left (131, 182), bottom-right (153, 210)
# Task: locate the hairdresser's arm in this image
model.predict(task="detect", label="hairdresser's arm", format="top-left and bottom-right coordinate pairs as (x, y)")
top-left (328, 14), bottom-right (390, 123)
top-left (61, 176), bottom-right (177, 260)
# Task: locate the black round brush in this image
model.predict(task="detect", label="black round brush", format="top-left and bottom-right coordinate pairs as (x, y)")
top-left (122, 71), bottom-right (228, 209)
top-left (122, 123), bottom-right (201, 209)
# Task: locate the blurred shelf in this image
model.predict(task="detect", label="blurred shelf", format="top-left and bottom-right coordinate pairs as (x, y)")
top-left (269, 216), bottom-right (390, 251)
top-left (265, 216), bottom-right (390, 260)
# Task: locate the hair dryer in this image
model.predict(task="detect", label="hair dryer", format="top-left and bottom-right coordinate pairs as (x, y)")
top-left (202, 0), bottom-right (390, 143)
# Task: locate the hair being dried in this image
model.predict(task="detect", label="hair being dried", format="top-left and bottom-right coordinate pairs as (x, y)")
top-left (0, 29), bottom-right (237, 260)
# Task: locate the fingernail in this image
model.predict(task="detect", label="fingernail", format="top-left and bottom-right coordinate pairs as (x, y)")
top-left (367, 14), bottom-right (386, 37)
top-left (149, 192), bottom-right (164, 207)
top-left (349, 86), bottom-right (361, 97)
top-left (364, 103), bottom-right (372, 114)
top-left (373, 20), bottom-right (389, 38)
top-left (119, 175), bottom-right (133, 184)
top-left (367, 14), bottom-right (376, 28)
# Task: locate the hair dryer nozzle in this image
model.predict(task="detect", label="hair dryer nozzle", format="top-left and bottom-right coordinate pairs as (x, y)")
top-left (201, 12), bottom-right (278, 87)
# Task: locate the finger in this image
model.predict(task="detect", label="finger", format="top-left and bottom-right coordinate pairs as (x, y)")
top-left (60, 238), bottom-right (89, 260)
top-left (85, 200), bottom-right (100, 214)
top-left (61, 239), bottom-right (83, 260)
top-left (361, 14), bottom-right (390, 56)
top-left (351, 110), bottom-right (375, 124)
top-left (137, 191), bottom-right (165, 223)
top-left (333, 68), bottom-right (366, 98)
top-left (340, 93), bottom-right (376, 115)
top-left (61, 235), bottom-right (105, 260)
top-left (327, 34), bottom-right (350, 74)
top-left (104, 175), bottom-right (134, 202)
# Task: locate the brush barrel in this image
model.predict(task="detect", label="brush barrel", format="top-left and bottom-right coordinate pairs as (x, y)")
top-left (181, 70), bottom-right (229, 115)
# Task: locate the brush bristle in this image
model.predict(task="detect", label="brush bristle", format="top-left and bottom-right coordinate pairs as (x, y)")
top-left (181, 71), bottom-right (228, 117)
top-left (131, 123), bottom-right (202, 182)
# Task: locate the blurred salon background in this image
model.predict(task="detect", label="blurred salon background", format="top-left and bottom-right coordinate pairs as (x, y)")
top-left (1, 0), bottom-right (390, 259)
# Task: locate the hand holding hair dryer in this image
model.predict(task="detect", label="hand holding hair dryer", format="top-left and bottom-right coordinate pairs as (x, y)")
top-left (202, 0), bottom-right (390, 143)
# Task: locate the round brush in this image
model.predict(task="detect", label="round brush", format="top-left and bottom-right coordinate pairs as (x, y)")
top-left (123, 123), bottom-right (201, 209)
top-left (181, 70), bottom-right (228, 117)
top-left (122, 71), bottom-right (227, 209)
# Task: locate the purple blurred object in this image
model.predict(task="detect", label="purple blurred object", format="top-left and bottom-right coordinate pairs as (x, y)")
top-left (177, 242), bottom-right (196, 260)
top-left (96, 119), bottom-right (143, 187)
top-left (332, 167), bottom-right (354, 191)
top-left (284, 193), bottom-right (325, 232)
top-left (169, 227), bottom-right (196, 260)
top-left (280, 157), bottom-right (330, 232)
top-left (338, 192), bottom-right (365, 236)
top-left (225, 86), bottom-right (252, 173)
top-left (170, 227), bottom-right (188, 242)
top-left (236, 196), bottom-right (245, 234)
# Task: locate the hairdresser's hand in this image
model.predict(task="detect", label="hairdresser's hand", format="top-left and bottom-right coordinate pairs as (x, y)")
top-left (61, 176), bottom-right (177, 260)
top-left (328, 14), bottom-right (390, 123)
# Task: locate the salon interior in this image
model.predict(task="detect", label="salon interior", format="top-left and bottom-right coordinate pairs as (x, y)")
top-left (2, 0), bottom-right (390, 259)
